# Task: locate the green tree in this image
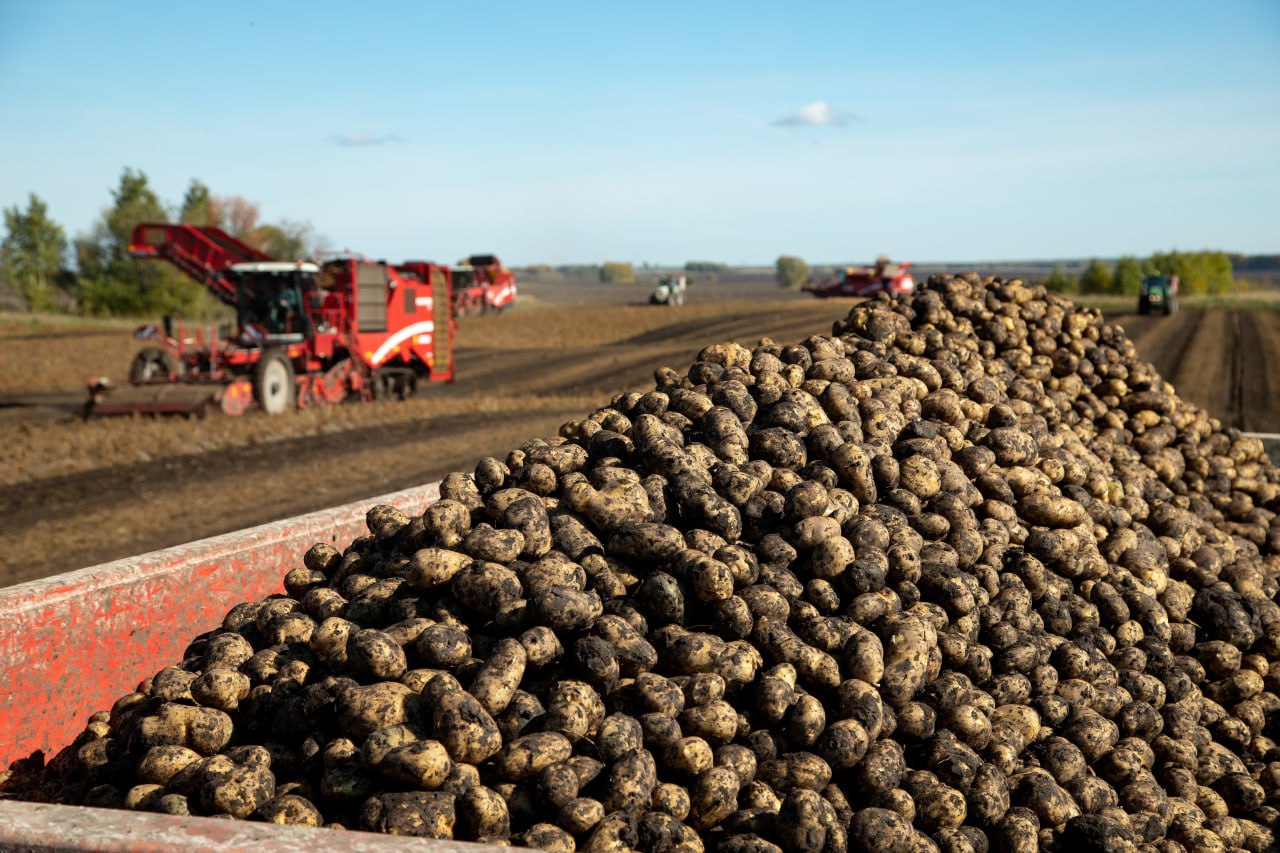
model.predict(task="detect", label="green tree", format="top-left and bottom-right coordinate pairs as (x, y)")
top-left (775, 255), bottom-right (809, 289)
top-left (252, 219), bottom-right (319, 260)
top-left (179, 179), bottom-right (212, 226)
top-left (77, 167), bottom-right (210, 317)
top-left (1078, 258), bottom-right (1113, 294)
top-left (1042, 264), bottom-right (1076, 293)
top-left (1113, 256), bottom-right (1143, 296)
top-left (1, 194), bottom-right (68, 311)
top-left (600, 262), bottom-right (636, 284)
top-left (1147, 249), bottom-right (1235, 296)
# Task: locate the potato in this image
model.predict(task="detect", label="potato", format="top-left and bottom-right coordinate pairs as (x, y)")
top-left (335, 682), bottom-right (417, 740)
top-left (494, 732), bottom-right (574, 781)
top-left (422, 674), bottom-right (502, 764)
top-left (469, 637), bottom-right (527, 715)
top-left (200, 764), bottom-right (276, 818)
top-left (602, 748), bottom-right (658, 812)
top-left (190, 669), bottom-right (250, 713)
top-left (259, 793), bottom-right (323, 827)
top-left (458, 785), bottom-right (510, 841)
top-left (523, 823), bottom-right (577, 853)
top-left (413, 623), bottom-right (471, 668)
top-left (689, 766), bottom-right (740, 831)
top-left (347, 629), bottom-right (408, 680)
top-left (360, 791), bottom-right (456, 838)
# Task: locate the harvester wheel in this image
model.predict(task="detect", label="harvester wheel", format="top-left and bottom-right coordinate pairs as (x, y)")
top-left (254, 350), bottom-right (296, 416)
top-left (129, 347), bottom-right (179, 382)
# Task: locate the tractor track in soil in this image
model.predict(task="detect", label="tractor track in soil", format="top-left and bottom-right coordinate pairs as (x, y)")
top-left (3, 298), bottom-right (1278, 586)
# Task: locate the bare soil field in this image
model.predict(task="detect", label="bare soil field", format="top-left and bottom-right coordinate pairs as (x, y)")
top-left (1, 273), bottom-right (1276, 586)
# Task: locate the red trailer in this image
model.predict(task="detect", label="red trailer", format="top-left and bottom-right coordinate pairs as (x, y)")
top-left (87, 224), bottom-right (456, 417)
top-left (804, 256), bottom-right (915, 298)
top-left (0, 482), bottom-right (508, 850)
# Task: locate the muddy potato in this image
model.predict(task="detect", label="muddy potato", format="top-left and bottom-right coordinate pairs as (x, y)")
top-left (360, 791), bottom-right (456, 838)
top-left (688, 765), bottom-right (740, 831)
top-left (783, 692), bottom-right (826, 748)
top-left (200, 764), bottom-right (276, 819)
top-left (518, 625), bottom-right (564, 669)
top-left (602, 748), bottom-right (659, 812)
top-left (679, 700), bottom-right (738, 745)
top-left (259, 793), bottom-right (323, 827)
top-left (815, 718), bottom-right (869, 770)
top-left (469, 637), bottom-right (527, 715)
top-left (663, 736), bottom-right (715, 776)
top-left (842, 629), bottom-right (885, 686)
top-left (413, 623), bottom-right (472, 668)
top-left (191, 669), bottom-right (251, 713)
top-left (347, 629), bottom-right (408, 680)
top-left (849, 807), bottom-right (917, 853)
top-left (531, 585), bottom-right (604, 633)
top-left (335, 682), bottom-right (416, 741)
top-left (420, 674), bottom-right (502, 764)
top-left (598, 714), bottom-right (645, 762)
top-left (495, 731), bottom-right (574, 781)
top-left (523, 823), bottom-right (577, 853)
top-left (406, 547), bottom-right (471, 590)
top-left (558, 797), bottom-right (606, 835)
top-left (135, 745), bottom-right (201, 786)
top-left (457, 784), bottom-right (511, 842)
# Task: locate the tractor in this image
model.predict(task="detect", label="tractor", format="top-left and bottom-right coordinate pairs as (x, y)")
top-left (650, 275), bottom-right (687, 306)
top-left (86, 223), bottom-right (455, 416)
top-left (1138, 274), bottom-right (1179, 315)
top-left (804, 256), bottom-right (914, 298)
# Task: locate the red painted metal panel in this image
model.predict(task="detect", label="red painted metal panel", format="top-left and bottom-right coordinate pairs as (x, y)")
top-left (0, 482), bottom-right (440, 770)
top-left (0, 800), bottom-right (495, 852)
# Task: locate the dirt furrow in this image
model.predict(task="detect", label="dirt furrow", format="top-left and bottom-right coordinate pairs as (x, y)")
top-left (1239, 310), bottom-right (1278, 433)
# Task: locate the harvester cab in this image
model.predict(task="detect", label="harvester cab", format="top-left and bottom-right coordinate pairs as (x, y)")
top-left (230, 261), bottom-right (320, 344)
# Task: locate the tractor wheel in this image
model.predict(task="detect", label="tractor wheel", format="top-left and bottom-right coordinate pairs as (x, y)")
top-left (254, 350), bottom-right (296, 416)
top-left (1165, 297), bottom-right (1177, 316)
top-left (1138, 296), bottom-right (1150, 315)
top-left (129, 347), bottom-right (179, 382)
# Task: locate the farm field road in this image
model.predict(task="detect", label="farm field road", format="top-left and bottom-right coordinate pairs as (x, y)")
top-left (2, 300), bottom-right (1278, 586)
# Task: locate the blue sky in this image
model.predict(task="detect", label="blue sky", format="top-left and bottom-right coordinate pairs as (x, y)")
top-left (1, 1), bottom-right (1277, 266)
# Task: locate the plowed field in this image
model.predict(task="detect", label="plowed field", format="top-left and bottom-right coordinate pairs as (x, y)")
top-left (2, 280), bottom-right (1277, 586)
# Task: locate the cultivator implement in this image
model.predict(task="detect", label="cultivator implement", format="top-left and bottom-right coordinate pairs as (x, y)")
top-left (85, 378), bottom-right (252, 417)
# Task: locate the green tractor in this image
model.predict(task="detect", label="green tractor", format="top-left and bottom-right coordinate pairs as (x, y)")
top-left (1138, 274), bottom-right (1179, 316)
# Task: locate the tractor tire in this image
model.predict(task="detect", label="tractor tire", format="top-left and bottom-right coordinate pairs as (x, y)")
top-left (254, 350), bottom-right (296, 416)
top-left (1165, 297), bottom-right (1177, 316)
top-left (129, 347), bottom-right (179, 382)
top-left (1138, 297), bottom-right (1150, 315)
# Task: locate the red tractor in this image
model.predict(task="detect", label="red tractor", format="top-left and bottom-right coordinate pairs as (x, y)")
top-left (804, 256), bottom-right (915, 298)
top-left (450, 254), bottom-right (517, 317)
top-left (86, 223), bottom-right (455, 416)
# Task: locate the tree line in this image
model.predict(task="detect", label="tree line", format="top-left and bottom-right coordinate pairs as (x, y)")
top-left (0, 167), bottom-right (320, 317)
top-left (1043, 251), bottom-right (1238, 297)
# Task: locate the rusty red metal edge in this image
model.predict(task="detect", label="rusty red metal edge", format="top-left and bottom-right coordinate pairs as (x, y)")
top-left (0, 800), bottom-right (498, 852)
top-left (0, 482), bottom-right (440, 770)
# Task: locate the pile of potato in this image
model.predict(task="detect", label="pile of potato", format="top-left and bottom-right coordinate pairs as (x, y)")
top-left (28, 275), bottom-right (1280, 852)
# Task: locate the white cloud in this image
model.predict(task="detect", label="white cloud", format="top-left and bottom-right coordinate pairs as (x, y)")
top-left (772, 101), bottom-right (858, 128)
top-left (330, 132), bottom-right (403, 147)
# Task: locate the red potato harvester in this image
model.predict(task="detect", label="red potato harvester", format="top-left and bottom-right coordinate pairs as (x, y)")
top-left (804, 256), bottom-right (915, 298)
top-left (86, 223), bottom-right (458, 416)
